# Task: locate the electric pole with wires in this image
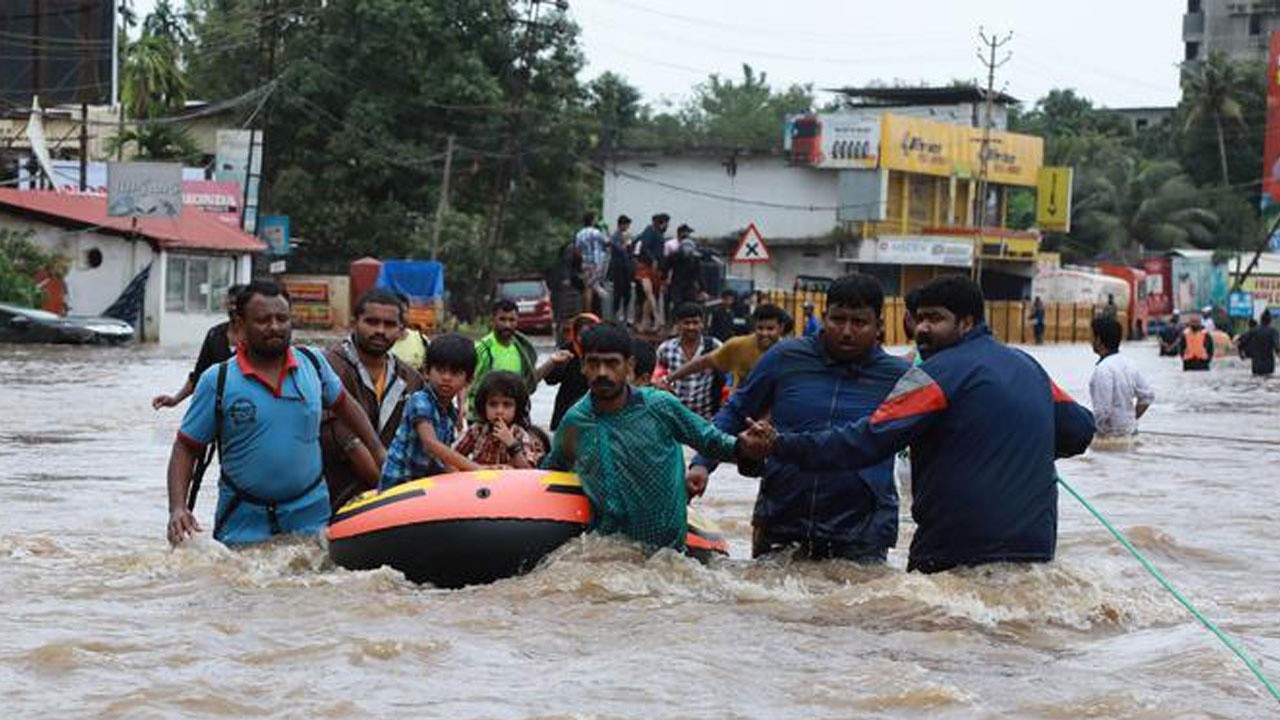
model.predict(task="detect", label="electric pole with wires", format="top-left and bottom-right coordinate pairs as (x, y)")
top-left (481, 0), bottom-right (567, 305)
top-left (973, 26), bottom-right (1012, 287)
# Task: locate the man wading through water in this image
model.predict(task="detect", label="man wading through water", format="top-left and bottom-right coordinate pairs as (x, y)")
top-left (152, 285), bottom-right (246, 410)
top-left (165, 281), bottom-right (384, 547)
top-left (740, 276), bottom-right (1095, 573)
top-left (319, 288), bottom-right (425, 512)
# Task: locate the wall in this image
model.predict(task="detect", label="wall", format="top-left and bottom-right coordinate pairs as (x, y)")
top-left (12, 218), bottom-right (161, 338)
top-left (281, 274), bottom-right (352, 330)
top-left (603, 155), bottom-right (839, 241)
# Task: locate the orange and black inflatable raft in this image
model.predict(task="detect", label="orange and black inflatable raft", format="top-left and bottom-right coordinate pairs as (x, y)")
top-left (327, 469), bottom-right (728, 587)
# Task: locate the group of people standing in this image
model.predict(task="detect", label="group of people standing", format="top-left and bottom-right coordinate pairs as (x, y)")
top-left (1155, 307), bottom-right (1280, 376)
top-left (564, 212), bottom-right (709, 333)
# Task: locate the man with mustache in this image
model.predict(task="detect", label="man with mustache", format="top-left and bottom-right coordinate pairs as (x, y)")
top-left (542, 323), bottom-right (747, 550)
top-left (165, 281), bottom-right (384, 547)
top-left (319, 289), bottom-right (425, 512)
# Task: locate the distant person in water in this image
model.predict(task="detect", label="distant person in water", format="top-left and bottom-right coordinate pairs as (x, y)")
top-left (1089, 315), bottom-right (1153, 439)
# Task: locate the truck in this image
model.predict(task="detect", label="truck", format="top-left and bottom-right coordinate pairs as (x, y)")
top-left (1098, 264), bottom-right (1150, 338)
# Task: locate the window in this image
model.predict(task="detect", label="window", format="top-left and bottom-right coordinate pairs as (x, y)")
top-left (166, 254), bottom-right (236, 313)
top-left (1185, 41), bottom-right (1200, 61)
top-left (1250, 13), bottom-right (1263, 35)
top-left (1187, 0), bottom-right (1201, 13)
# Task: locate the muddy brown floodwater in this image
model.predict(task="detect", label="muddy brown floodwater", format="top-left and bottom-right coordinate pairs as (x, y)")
top-left (1, 339), bottom-right (1277, 718)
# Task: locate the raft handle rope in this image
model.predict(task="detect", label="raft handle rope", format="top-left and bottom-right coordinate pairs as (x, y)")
top-left (1058, 475), bottom-right (1280, 706)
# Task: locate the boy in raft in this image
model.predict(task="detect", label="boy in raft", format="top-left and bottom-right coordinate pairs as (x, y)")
top-left (379, 334), bottom-right (482, 489)
top-left (453, 371), bottom-right (535, 468)
top-left (542, 323), bottom-right (752, 550)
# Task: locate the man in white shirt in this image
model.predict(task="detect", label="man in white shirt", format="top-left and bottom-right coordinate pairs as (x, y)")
top-left (1089, 315), bottom-right (1154, 438)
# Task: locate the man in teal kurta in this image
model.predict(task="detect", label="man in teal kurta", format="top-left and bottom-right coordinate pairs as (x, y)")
top-left (542, 324), bottom-right (742, 550)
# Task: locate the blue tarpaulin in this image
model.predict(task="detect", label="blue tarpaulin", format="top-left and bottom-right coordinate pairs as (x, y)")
top-left (376, 260), bottom-right (445, 303)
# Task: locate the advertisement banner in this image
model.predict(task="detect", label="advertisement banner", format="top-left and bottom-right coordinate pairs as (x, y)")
top-left (879, 113), bottom-right (1042, 187)
top-left (107, 162), bottom-right (183, 217)
top-left (215, 129), bottom-right (263, 233)
top-left (880, 114), bottom-right (956, 177)
top-left (863, 236), bottom-right (974, 267)
top-left (814, 111), bottom-right (880, 169)
top-left (1262, 30), bottom-right (1280, 251)
top-left (258, 215), bottom-right (291, 256)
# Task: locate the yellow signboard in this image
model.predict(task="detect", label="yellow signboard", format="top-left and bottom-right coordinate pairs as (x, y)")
top-left (879, 113), bottom-right (1043, 187)
top-left (1035, 166), bottom-right (1073, 232)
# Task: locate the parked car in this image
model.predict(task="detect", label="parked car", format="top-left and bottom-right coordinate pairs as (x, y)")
top-left (0, 302), bottom-right (135, 345)
top-left (496, 277), bottom-right (553, 334)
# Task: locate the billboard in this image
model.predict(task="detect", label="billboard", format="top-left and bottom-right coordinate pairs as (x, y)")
top-left (258, 215), bottom-right (291, 256)
top-left (879, 113), bottom-right (1043, 186)
top-left (0, 1), bottom-right (116, 106)
top-left (215, 129), bottom-right (263, 233)
top-left (1262, 30), bottom-right (1280, 251)
top-left (107, 162), bottom-right (183, 217)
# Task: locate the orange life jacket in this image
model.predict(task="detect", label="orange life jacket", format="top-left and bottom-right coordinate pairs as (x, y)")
top-left (1182, 328), bottom-right (1209, 361)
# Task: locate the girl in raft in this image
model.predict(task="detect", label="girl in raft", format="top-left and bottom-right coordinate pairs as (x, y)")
top-left (454, 371), bottom-right (536, 468)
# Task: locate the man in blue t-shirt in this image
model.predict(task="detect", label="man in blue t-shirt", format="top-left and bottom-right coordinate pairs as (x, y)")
top-left (166, 281), bottom-right (384, 547)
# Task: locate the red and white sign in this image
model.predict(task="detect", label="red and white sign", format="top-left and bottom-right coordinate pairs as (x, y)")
top-left (732, 223), bottom-right (771, 264)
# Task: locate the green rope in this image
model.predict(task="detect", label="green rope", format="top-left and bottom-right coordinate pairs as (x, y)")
top-left (1058, 475), bottom-right (1280, 706)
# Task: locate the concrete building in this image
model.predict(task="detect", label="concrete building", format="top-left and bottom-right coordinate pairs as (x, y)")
top-left (603, 87), bottom-right (1045, 298)
top-left (1183, 0), bottom-right (1280, 65)
top-left (1108, 106), bottom-right (1177, 133)
top-left (0, 189), bottom-right (264, 345)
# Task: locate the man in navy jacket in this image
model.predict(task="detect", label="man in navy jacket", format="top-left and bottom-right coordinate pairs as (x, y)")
top-left (688, 274), bottom-right (908, 562)
top-left (739, 276), bottom-right (1095, 573)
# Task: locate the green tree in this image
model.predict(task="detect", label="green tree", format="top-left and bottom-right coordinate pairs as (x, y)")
top-left (114, 2), bottom-right (196, 160)
top-left (1181, 52), bottom-right (1248, 186)
top-left (588, 72), bottom-right (642, 160)
top-left (624, 64), bottom-right (812, 150)
top-left (0, 229), bottom-right (64, 307)
top-left (1068, 156), bottom-right (1217, 259)
top-left (249, 0), bottom-right (592, 315)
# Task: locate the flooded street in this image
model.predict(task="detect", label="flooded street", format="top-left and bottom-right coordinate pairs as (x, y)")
top-left (1, 338), bottom-right (1277, 718)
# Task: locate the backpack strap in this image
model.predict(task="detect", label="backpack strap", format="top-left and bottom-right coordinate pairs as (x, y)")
top-left (295, 345), bottom-right (323, 373)
top-left (186, 359), bottom-right (229, 512)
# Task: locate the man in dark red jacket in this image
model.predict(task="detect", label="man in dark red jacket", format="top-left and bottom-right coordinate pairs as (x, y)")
top-left (320, 289), bottom-right (424, 511)
top-left (740, 276), bottom-right (1095, 573)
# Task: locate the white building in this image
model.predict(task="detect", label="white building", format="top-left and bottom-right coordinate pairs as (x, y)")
top-left (0, 189), bottom-right (264, 345)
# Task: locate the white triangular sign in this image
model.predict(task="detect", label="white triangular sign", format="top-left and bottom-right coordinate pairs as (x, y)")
top-left (732, 223), bottom-right (770, 263)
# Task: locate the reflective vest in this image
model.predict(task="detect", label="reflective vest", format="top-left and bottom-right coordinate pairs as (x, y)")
top-left (1182, 328), bottom-right (1209, 361)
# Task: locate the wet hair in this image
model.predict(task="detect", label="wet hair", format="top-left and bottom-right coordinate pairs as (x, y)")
top-left (227, 283), bottom-right (247, 301)
top-left (474, 370), bottom-right (530, 426)
top-left (652, 212), bottom-right (670, 224)
top-left (582, 211), bottom-right (597, 226)
top-left (492, 298), bottom-right (518, 315)
top-left (424, 333), bottom-right (477, 380)
top-left (617, 214), bottom-right (631, 226)
top-left (904, 287), bottom-right (922, 314)
top-left (751, 303), bottom-right (786, 326)
top-left (674, 302), bottom-right (704, 321)
top-left (915, 275), bottom-right (985, 326)
top-left (631, 338), bottom-right (656, 378)
top-left (354, 288), bottom-right (406, 323)
top-left (1091, 315), bottom-right (1122, 352)
top-left (234, 280), bottom-right (289, 318)
top-left (580, 322), bottom-right (633, 358)
top-left (1263, 310), bottom-right (1273, 326)
top-left (525, 424), bottom-right (551, 455)
top-left (826, 273), bottom-right (884, 316)
top-left (721, 288), bottom-right (737, 299)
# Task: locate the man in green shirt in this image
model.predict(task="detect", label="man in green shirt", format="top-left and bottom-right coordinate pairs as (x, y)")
top-left (470, 298), bottom-right (539, 419)
top-left (542, 323), bottom-right (746, 550)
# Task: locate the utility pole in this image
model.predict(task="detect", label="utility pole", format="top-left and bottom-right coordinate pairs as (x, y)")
top-left (973, 26), bottom-right (1012, 286)
top-left (430, 134), bottom-right (455, 261)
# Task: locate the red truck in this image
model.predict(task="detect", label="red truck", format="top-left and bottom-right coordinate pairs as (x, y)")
top-left (1099, 264), bottom-right (1150, 339)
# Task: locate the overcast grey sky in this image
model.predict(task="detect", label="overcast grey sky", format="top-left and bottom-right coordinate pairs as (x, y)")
top-left (137, 0), bottom-right (1186, 109)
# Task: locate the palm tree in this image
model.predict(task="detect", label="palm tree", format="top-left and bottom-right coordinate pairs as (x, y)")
top-left (1181, 52), bottom-right (1246, 186)
top-left (1070, 156), bottom-right (1218, 259)
top-left (121, 34), bottom-right (188, 120)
